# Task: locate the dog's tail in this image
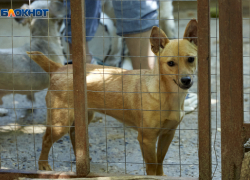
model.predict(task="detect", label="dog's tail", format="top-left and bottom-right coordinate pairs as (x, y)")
top-left (26, 51), bottom-right (63, 73)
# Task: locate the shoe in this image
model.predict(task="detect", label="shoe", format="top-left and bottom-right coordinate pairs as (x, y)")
top-left (184, 92), bottom-right (197, 113)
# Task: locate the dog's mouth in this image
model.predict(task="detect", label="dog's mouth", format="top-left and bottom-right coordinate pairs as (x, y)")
top-left (173, 79), bottom-right (193, 90)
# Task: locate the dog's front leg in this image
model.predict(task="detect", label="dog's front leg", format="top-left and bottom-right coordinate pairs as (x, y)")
top-left (156, 123), bottom-right (178, 175)
top-left (137, 129), bottom-right (158, 175)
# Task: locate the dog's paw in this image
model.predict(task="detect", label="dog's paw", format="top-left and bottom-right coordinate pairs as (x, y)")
top-left (156, 169), bottom-right (168, 176)
top-left (38, 161), bottom-right (52, 171)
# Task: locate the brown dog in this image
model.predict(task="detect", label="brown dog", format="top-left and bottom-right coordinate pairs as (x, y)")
top-left (27, 19), bottom-right (197, 176)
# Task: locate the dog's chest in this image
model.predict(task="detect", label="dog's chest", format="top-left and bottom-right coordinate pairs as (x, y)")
top-left (160, 94), bottom-right (186, 122)
top-left (161, 110), bottom-right (185, 123)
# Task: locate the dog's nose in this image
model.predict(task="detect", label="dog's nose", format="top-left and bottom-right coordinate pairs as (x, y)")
top-left (181, 76), bottom-right (191, 86)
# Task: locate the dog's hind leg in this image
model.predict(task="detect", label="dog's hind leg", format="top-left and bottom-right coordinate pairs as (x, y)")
top-left (69, 111), bottom-right (95, 156)
top-left (24, 93), bottom-right (36, 116)
top-left (39, 125), bottom-right (71, 170)
top-left (38, 109), bottom-right (73, 171)
top-left (0, 91), bottom-right (9, 116)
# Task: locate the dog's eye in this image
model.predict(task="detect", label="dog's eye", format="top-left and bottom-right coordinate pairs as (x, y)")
top-left (188, 57), bottom-right (195, 63)
top-left (167, 61), bottom-right (175, 67)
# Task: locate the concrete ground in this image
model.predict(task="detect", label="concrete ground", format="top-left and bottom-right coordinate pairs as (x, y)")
top-left (1, 1), bottom-right (249, 179)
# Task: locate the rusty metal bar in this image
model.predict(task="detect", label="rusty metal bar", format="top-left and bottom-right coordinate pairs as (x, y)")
top-left (0, 169), bottom-right (78, 180)
top-left (197, 0), bottom-right (211, 179)
top-left (219, 0), bottom-right (244, 179)
top-left (70, 0), bottom-right (90, 176)
top-left (88, 173), bottom-right (198, 179)
top-left (0, 169), bottom-right (199, 180)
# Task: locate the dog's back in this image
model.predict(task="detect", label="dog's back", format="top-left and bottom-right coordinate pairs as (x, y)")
top-left (27, 51), bottom-right (146, 127)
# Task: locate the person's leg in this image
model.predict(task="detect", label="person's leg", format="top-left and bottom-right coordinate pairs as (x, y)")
top-left (64, 0), bottom-right (101, 64)
top-left (113, 1), bottom-right (159, 69)
top-left (124, 30), bottom-right (155, 69)
top-left (158, 0), bottom-right (175, 39)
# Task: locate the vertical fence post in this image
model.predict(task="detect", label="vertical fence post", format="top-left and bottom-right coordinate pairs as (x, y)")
top-left (219, 0), bottom-right (244, 179)
top-left (70, 0), bottom-right (90, 176)
top-left (197, 0), bottom-right (212, 179)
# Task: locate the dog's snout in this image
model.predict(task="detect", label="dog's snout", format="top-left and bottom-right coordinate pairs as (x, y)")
top-left (181, 76), bottom-right (191, 85)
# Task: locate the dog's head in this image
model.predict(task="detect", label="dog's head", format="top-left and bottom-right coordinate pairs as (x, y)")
top-left (15, 1), bottom-right (66, 36)
top-left (150, 19), bottom-right (197, 91)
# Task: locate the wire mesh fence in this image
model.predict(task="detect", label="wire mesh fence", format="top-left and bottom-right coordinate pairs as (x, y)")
top-left (243, 0), bottom-right (250, 123)
top-left (0, 0), bottom-right (221, 179)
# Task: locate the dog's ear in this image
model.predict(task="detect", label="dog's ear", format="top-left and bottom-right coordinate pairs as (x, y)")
top-left (14, 4), bottom-right (31, 25)
top-left (183, 19), bottom-right (198, 46)
top-left (150, 26), bottom-right (169, 55)
top-left (49, 1), bottom-right (66, 18)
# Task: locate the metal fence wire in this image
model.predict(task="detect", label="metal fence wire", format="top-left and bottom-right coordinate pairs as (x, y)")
top-left (0, 0), bottom-right (230, 179)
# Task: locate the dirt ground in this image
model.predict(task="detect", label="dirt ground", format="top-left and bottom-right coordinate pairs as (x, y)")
top-left (1, 1), bottom-right (249, 179)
